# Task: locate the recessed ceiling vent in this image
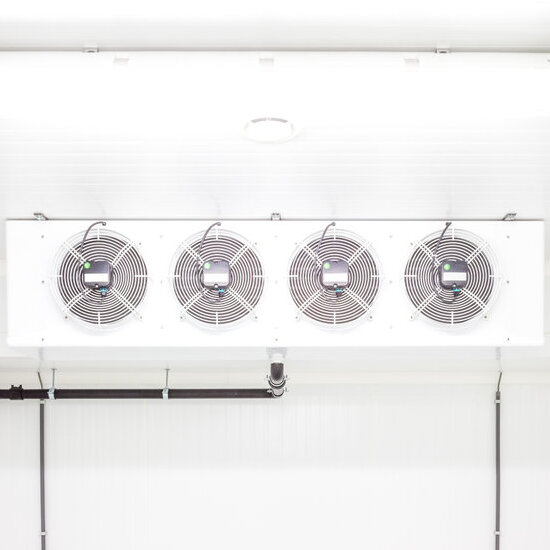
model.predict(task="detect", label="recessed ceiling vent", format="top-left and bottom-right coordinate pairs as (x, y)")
top-left (288, 224), bottom-right (380, 326)
top-left (404, 226), bottom-right (500, 325)
top-left (243, 117), bottom-right (296, 143)
top-left (172, 225), bottom-right (264, 326)
top-left (52, 224), bottom-right (147, 326)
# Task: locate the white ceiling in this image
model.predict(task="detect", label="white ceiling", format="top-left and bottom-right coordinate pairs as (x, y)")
top-left (0, 52), bottom-right (548, 238)
top-left (1, 0), bottom-right (550, 51)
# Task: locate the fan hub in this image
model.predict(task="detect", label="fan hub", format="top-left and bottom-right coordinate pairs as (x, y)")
top-left (201, 260), bottom-right (231, 291)
top-left (82, 260), bottom-right (113, 291)
top-left (438, 259), bottom-right (468, 290)
top-left (320, 259), bottom-right (350, 290)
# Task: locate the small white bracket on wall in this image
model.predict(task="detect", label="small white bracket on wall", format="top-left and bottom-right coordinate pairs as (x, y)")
top-left (270, 213), bottom-right (282, 221)
top-left (33, 212), bottom-right (48, 221)
top-left (502, 213), bottom-right (517, 221)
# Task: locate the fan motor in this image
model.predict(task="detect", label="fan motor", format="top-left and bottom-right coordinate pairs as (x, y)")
top-left (438, 259), bottom-right (468, 291)
top-left (201, 259), bottom-right (231, 292)
top-left (320, 259), bottom-right (350, 291)
top-left (83, 260), bottom-right (113, 294)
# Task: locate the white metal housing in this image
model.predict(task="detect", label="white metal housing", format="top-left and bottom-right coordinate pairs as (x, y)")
top-left (5, 220), bottom-right (544, 358)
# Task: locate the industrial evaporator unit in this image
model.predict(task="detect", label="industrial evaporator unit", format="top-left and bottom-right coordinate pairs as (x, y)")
top-left (5, 219), bottom-right (544, 357)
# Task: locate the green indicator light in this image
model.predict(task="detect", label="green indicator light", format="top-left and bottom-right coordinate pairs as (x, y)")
top-left (204, 262), bottom-right (211, 270)
top-left (83, 262), bottom-right (91, 269)
top-left (443, 263), bottom-right (451, 271)
top-left (323, 262), bottom-right (331, 270)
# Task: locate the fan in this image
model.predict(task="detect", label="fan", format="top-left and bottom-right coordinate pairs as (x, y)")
top-left (52, 223), bottom-right (148, 326)
top-left (288, 224), bottom-right (380, 325)
top-left (404, 225), bottom-right (500, 325)
top-left (172, 224), bottom-right (264, 326)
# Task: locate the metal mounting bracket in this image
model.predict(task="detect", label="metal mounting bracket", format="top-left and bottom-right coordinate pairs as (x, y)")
top-left (162, 368), bottom-right (170, 400)
top-left (48, 369), bottom-right (56, 400)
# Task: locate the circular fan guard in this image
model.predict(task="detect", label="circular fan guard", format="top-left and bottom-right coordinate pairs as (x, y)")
top-left (172, 230), bottom-right (264, 326)
top-left (52, 229), bottom-right (148, 326)
top-left (404, 229), bottom-right (499, 325)
top-left (289, 230), bottom-right (380, 325)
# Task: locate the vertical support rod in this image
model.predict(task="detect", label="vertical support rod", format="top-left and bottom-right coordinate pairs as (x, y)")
top-left (40, 401), bottom-right (46, 550)
top-left (495, 372), bottom-right (502, 550)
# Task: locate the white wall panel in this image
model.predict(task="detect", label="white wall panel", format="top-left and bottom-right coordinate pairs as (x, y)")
top-left (1, 382), bottom-right (549, 549)
top-left (0, 401), bottom-right (39, 548)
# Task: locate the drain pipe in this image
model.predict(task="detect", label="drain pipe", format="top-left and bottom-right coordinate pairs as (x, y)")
top-left (268, 362), bottom-right (287, 397)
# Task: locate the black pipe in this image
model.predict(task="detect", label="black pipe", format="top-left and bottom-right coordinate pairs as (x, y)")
top-left (40, 401), bottom-right (46, 550)
top-left (268, 363), bottom-right (286, 397)
top-left (495, 372), bottom-right (502, 550)
top-left (1, 386), bottom-right (275, 400)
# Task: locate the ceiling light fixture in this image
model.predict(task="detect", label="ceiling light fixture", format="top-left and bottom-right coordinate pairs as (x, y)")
top-left (243, 117), bottom-right (296, 143)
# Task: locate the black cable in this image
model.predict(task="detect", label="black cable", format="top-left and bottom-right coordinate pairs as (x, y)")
top-left (79, 221), bottom-right (106, 262)
top-left (315, 222), bottom-right (336, 264)
top-left (40, 400), bottom-right (46, 550)
top-left (433, 221), bottom-right (452, 268)
top-left (37, 368), bottom-right (46, 550)
top-left (431, 221), bottom-right (459, 305)
top-left (495, 371), bottom-right (502, 550)
top-left (196, 222), bottom-right (221, 271)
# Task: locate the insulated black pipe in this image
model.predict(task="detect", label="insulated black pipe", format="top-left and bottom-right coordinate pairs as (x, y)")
top-left (0, 387), bottom-right (274, 400)
top-left (39, 401), bottom-right (46, 550)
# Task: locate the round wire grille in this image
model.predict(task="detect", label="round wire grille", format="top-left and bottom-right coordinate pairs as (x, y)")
top-left (288, 229), bottom-right (380, 325)
top-left (404, 228), bottom-right (500, 325)
top-left (52, 229), bottom-right (148, 327)
top-left (172, 230), bottom-right (264, 326)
